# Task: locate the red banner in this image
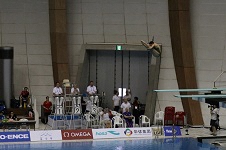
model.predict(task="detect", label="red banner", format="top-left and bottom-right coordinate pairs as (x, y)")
top-left (61, 129), bottom-right (93, 140)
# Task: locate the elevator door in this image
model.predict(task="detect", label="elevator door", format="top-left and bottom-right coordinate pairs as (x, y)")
top-left (82, 50), bottom-right (151, 109)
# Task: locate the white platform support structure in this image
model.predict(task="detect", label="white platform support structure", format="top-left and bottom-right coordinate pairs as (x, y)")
top-left (32, 95), bottom-right (39, 129)
top-left (51, 95), bottom-right (66, 130)
top-left (68, 95), bottom-right (83, 129)
top-left (81, 95), bottom-right (101, 129)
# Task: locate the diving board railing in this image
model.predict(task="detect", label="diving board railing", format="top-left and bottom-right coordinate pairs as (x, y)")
top-left (154, 88), bottom-right (226, 92)
top-left (174, 94), bottom-right (226, 99)
top-left (213, 71), bottom-right (226, 88)
top-left (32, 95), bottom-right (39, 129)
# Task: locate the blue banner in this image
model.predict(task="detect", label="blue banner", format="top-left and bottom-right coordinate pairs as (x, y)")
top-left (0, 131), bottom-right (30, 142)
top-left (163, 126), bottom-right (182, 136)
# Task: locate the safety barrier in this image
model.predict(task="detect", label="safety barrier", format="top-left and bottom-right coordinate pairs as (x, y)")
top-left (0, 126), bottom-right (181, 142)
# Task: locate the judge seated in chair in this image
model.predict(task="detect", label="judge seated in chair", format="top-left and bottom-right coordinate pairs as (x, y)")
top-left (53, 82), bottom-right (63, 96)
top-left (8, 111), bottom-right (17, 121)
top-left (123, 108), bottom-right (134, 127)
top-left (86, 81), bottom-right (97, 96)
top-left (71, 84), bottom-right (80, 95)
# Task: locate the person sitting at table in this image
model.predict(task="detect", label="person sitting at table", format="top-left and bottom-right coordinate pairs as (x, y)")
top-left (43, 96), bottom-right (52, 124)
top-left (8, 111), bottom-right (17, 121)
top-left (19, 87), bottom-right (31, 108)
top-left (123, 108), bottom-right (134, 127)
top-left (71, 84), bottom-right (80, 95)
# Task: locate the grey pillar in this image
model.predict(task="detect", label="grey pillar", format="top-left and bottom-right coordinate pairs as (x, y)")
top-left (0, 46), bottom-right (14, 108)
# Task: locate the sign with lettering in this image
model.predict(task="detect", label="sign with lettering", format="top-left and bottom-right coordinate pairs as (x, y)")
top-left (61, 129), bottom-right (93, 140)
top-left (163, 126), bottom-right (182, 136)
top-left (0, 131), bottom-right (30, 142)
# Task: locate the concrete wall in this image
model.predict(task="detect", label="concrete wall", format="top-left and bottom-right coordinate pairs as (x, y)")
top-left (68, 0), bottom-right (226, 127)
top-left (1, 0), bottom-right (226, 126)
top-left (190, 0), bottom-right (226, 127)
top-left (0, 0), bottom-right (54, 114)
top-left (67, 0), bottom-right (183, 112)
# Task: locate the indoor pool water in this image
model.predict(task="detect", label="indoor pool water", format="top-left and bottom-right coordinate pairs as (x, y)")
top-left (0, 138), bottom-right (220, 150)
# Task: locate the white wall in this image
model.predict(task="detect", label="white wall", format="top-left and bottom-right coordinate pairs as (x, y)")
top-left (0, 0), bottom-right (54, 114)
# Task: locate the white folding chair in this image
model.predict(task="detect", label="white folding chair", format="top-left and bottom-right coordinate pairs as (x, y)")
top-left (111, 111), bottom-right (122, 117)
top-left (112, 116), bottom-right (124, 128)
top-left (83, 112), bottom-right (99, 129)
top-left (111, 111), bottom-right (117, 116)
top-left (84, 113), bottom-right (92, 128)
top-left (139, 115), bottom-right (150, 127)
top-left (154, 111), bottom-right (164, 125)
top-left (115, 112), bottom-right (122, 117)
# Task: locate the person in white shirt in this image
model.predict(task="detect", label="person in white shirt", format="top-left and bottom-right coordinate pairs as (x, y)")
top-left (71, 84), bottom-right (80, 95)
top-left (112, 90), bottom-right (120, 112)
top-left (86, 81), bottom-right (97, 95)
top-left (210, 105), bottom-right (219, 136)
top-left (99, 108), bottom-right (111, 128)
top-left (53, 82), bottom-right (63, 96)
top-left (123, 90), bottom-right (131, 102)
top-left (121, 99), bottom-right (131, 113)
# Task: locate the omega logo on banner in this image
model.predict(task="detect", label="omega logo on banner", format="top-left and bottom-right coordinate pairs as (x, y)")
top-left (61, 129), bottom-right (93, 140)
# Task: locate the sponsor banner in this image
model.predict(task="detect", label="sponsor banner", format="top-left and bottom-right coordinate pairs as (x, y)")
top-left (163, 126), bottom-right (182, 136)
top-left (0, 131), bottom-right (30, 142)
top-left (92, 127), bottom-right (153, 139)
top-left (92, 128), bottom-right (123, 139)
top-left (123, 127), bottom-right (152, 138)
top-left (61, 129), bottom-right (93, 140)
top-left (30, 130), bottom-right (62, 141)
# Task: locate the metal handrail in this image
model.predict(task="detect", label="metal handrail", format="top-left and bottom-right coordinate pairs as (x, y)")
top-left (213, 71), bottom-right (226, 87)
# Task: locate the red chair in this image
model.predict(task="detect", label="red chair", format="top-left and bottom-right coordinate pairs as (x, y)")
top-left (164, 106), bottom-right (175, 125)
top-left (175, 111), bottom-right (186, 126)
